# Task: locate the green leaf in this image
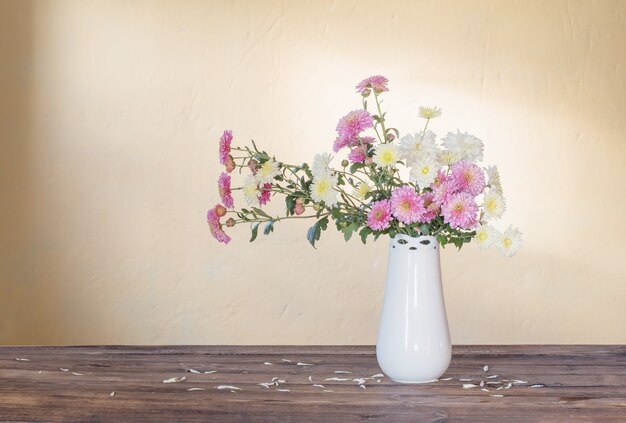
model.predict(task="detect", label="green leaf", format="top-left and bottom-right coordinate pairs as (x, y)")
top-left (420, 224), bottom-right (431, 236)
top-left (285, 196), bottom-right (295, 216)
top-left (252, 207), bottom-right (271, 219)
top-left (343, 223), bottom-right (359, 242)
top-left (307, 216), bottom-right (329, 248)
top-left (250, 223), bottom-right (260, 242)
top-left (359, 227), bottom-right (371, 244)
top-left (349, 162), bottom-right (363, 174)
top-left (263, 221), bottom-right (274, 236)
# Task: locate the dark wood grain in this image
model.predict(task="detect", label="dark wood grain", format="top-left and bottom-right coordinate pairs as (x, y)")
top-left (0, 345), bottom-right (625, 422)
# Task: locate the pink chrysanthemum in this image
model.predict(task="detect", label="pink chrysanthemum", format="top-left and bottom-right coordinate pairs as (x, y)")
top-left (441, 192), bottom-right (479, 229)
top-left (360, 136), bottom-right (376, 144)
top-left (334, 110), bottom-right (373, 152)
top-left (390, 186), bottom-right (425, 224)
top-left (348, 146), bottom-right (367, 163)
top-left (219, 130), bottom-right (232, 165)
top-left (420, 192), bottom-right (438, 223)
top-left (217, 172), bottom-right (234, 209)
top-left (367, 199), bottom-right (393, 231)
top-left (207, 205), bottom-right (231, 244)
top-left (450, 160), bottom-right (485, 196)
top-left (355, 75), bottom-right (389, 94)
top-left (258, 183), bottom-right (272, 206)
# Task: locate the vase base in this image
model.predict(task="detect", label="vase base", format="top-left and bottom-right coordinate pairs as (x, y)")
top-left (391, 378), bottom-right (439, 384)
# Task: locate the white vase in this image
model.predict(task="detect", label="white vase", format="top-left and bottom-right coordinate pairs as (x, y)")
top-left (376, 234), bottom-right (451, 383)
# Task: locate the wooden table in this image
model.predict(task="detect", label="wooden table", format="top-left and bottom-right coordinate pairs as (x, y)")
top-left (0, 345), bottom-right (624, 422)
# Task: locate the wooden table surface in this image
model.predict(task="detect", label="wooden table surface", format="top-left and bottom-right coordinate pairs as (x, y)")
top-left (0, 345), bottom-right (624, 422)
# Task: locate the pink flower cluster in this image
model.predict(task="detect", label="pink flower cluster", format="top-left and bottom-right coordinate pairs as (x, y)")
top-left (219, 130), bottom-right (235, 173)
top-left (433, 160), bottom-right (485, 229)
top-left (218, 172), bottom-right (234, 209)
top-left (207, 204), bottom-right (231, 244)
top-left (333, 110), bottom-right (373, 152)
top-left (259, 183), bottom-right (272, 206)
top-left (355, 75), bottom-right (389, 94)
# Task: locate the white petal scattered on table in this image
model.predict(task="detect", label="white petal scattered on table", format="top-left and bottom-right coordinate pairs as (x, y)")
top-left (483, 365), bottom-right (489, 372)
top-left (530, 384), bottom-right (544, 388)
top-left (297, 362), bottom-right (314, 366)
top-left (324, 377), bottom-right (350, 381)
top-left (163, 376), bottom-right (186, 384)
top-left (187, 368), bottom-right (202, 374)
top-left (334, 370), bottom-right (352, 374)
top-left (463, 384), bottom-right (477, 389)
top-left (490, 394), bottom-right (504, 398)
top-left (371, 374), bottom-right (384, 378)
top-left (359, 384), bottom-right (366, 390)
top-left (276, 389), bottom-right (290, 392)
top-left (204, 370), bottom-right (217, 374)
top-left (216, 385), bottom-right (242, 391)
top-left (264, 362), bottom-right (273, 365)
top-left (60, 368), bottom-right (69, 372)
top-left (187, 388), bottom-right (206, 391)
top-left (313, 384), bottom-right (325, 388)
top-left (15, 358), bottom-right (30, 362)
top-left (110, 392), bottom-right (115, 397)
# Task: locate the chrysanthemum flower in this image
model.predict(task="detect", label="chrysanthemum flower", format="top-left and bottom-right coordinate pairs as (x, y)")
top-left (258, 183), bottom-right (272, 206)
top-left (418, 106), bottom-right (442, 119)
top-left (442, 192), bottom-right (479, 229)
top-left (311, 171), bottom-right (338, 206)
top-left (420, 192), bottom-right (438, 223)
top-left (224, 156), bottom-right (235, 173)
top-left (257, 159), bottom-right (280, 184)
top-left (217, 172), bottom-right (234, 209)
top-left (450, 160), bottom-right (486, 196)
top-left (390, 186), bottom-right (425, 224)
top-left (334, 110), bottom-right (373, 152)
top-left (354, 182), bottom-right (371, 199)
top-left (485, 165), bottom-right (503, 194)
top-left (483, 190), bottom-right (506, 220)
top-left (355, 75), bottom-right (389, 94)
top-left (474, 224), bottom-right (496, 249)
top-left (367, 200), bottom-right (392, 231)
top-left (441, 130), bottom-right (484, 162)
top-left (348, 146), bottom-right (367, 163)
top-left (242, 176), bottom-right (260, 206)
top-left (398, 130), bottom-right (439, 165)
top-left (207, 205), bottom-right (231, 244)
top-left (312, 152), bottom-right (333, 178)
top-left (437, 150), bottom-right (461, 166)
top-left (373, 143), bottom-right (399, 167)
top-left (219, 130), bottom-right (232, 165)
top-left (410, 157), bottom-right (440, 188)
top-left (497, 226), bottom-right (522, 257)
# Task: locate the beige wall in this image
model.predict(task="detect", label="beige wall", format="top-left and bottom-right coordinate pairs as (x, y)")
top-left (0, 0), bottom-right (625, 345)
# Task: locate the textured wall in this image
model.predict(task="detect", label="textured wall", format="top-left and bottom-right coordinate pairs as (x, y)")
top-left (0, 0), bottom-right (625, 345)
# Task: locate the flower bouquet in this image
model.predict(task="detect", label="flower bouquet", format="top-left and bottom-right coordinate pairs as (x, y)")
top-left (208, 76), bottom-right (521, 382)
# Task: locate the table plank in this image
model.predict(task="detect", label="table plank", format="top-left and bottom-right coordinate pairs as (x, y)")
top-left (0, 345), bottom-right (625, 422)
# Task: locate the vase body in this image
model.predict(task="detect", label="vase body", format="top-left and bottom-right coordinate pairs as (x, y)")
top-left (376, 234), bottom-right (451, 383)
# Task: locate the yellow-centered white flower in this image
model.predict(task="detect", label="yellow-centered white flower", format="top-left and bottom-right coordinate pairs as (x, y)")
top-left (497, 226), bottom-right (522, 257)
top-left (485, 165), bottom-right (503, 194)
top-left (474, 224), bottom-right (497, 249)
top-left (311, 152), bottom-right (333, 179)
top-left (437, 149), bottom-right (462, 166)
top-left (409, 157), bottom-right (440, 188)
top-left (483, 190), bottom-right (506, 220)
top-left (398, 130), bottom-right (439, 164)
top-left (373, 143), bottom-right (400, 167)
top-left (257, 159), bottom-right (281, 184)
top-left (242, 176), bottom-right (260, 206)
top-left (311, 171), bottom-right (338, 206)
top-left (441, 130), bottom-right (484, 162)
top-left (418, 106), bottom-right (442, 119)
top-left (354, 182), bottom-right (371, 199)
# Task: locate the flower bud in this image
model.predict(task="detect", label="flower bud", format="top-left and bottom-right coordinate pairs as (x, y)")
top-left (386, 133), bottom-right (395, 142)
top-left (313, 203), bottom-right (321, 211)
top-left (248, 159), bottom-right (259, 175)
top-left (365, 157), bottom-right (374, 165)
top-left (294, 198), bottom-right (305, 216)
top-left (225, 217), bottom-right (236, 227)
top-left (224, 156), bottom-right (235, 173)
top-left (215, 204), bottom-right (227, 217)
top-left (361, 88), bottom-right (371, 97)
top-left (341, 159), bottom-right (349, 168)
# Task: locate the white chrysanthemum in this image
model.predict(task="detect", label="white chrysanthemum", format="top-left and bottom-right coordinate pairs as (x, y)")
top-left (441, 130), bottom-right (484, 162)
top-left (437, 149), bottom-right (462, 166)
top-left (474, 224), bottom-right (497, 249)
top-left (257, 159), bottom-right (281, 184)
top-left (483, 190), bottom-right (506, 220)
top-left (409, 157), bottom-right (440, 188)
top-left (373, 143), bottom-right (400, 167)
top-left (311, 152), bottom-right (333, 179)
top-left (485, 165), bottom-right (503, 194)
top-left (242, 176), bottom-right (260, 206)
top-left (311, 172), bottom-right (338, 206)
top-left (398, 130), bottom-right (439, 164)
top-left (418, 106), bottom-right (442, 119)
top-left (354, 182), bottom-right (371, 199)
top-left (497, 226), bottom-right (522, 257)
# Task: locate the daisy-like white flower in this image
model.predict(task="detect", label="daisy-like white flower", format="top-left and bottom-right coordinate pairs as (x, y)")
top-left (367, 200), bottom-right (392, 231)
top-left (312, 152), bottom-right (333, 178)
top-left (390, 186), bottom-right (425, 224)
top-left (450, 160), bottom-right (486, 196)
top-left (311, 171), bottom-right (338, 206)
top-left (474, 224), bottom-right (497, 249)
top-left (373, 143), bottom-right (399, 167)
top-left (257, 159), bottom-right (281, 184)
top-left (485, 165), bottom-right (503, 194)
top-left (242, 176), bottom-right (260, 206)
top-left (355, 75), bottom-right (389, 94)
top-left (418, 106), bottom-right (442, 119)
top-left (217, 172), bottom-right (234, 209)
top-left (441, 192), bottom-right (479, 229)
top-left (354, 182), bottom-right (371, 199)
top-left (483, 190), bottom-right (506, 220)
top-left (410, 157), bottom-right (440, 188)
top-left (438, 150), bottom-right (461, 166)
top-left (398, 130), bottom-right (439, 164)
top-left (497, 226), bottom-right (522, 257)
top-left (441, 130), bottom-right (484, 162)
